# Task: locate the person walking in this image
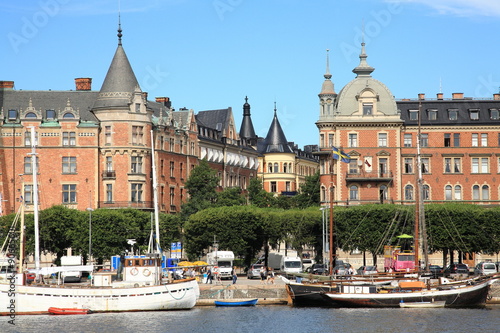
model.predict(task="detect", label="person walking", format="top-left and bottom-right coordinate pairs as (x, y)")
top-left (260, 266), bottom-right (267, 285)
top-left (231, 266), bottom-right (237, 284)
top-left (206, 267), bottom-right (213, 284)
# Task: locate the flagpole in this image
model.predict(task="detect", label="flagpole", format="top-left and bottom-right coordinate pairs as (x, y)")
top-left (329, 158), bottom-right (334, 276)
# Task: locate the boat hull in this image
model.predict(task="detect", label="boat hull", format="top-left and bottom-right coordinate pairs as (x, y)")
top-left (0, 279), bottom-right (199, 315)
top-left (399, 300), bottom-right (446, 308)
top-left (214, 299), bottom-right (258, 306)
top-left (324, 278), bottom-right (494, 308)
top-left (285, 283), bottom-right (338, 307)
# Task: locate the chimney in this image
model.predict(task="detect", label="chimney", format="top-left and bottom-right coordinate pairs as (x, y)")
top-left (418, 93), bottom-right (425, 100)
top-left (452, 92), bottom-right (464, 99)
top-left (0, 81), bottom-right (14, 89)
top-left (75, 78), bottom-right (92, 91)
top-left (494, 93), bottom-right (500, 101)
top-left (436, 93), bottom-right (443, 100)
top-left (155, 97), bottom-right (171, 108)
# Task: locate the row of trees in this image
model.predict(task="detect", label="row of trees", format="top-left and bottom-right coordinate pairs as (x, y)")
top-left (1, 160), bottom-right (498, 267)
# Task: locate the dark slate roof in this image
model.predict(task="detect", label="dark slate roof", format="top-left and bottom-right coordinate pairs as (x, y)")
top-left (0, 89), bottom-right (99, 122)
top-left (259, 110), bottom-right (293, 153)
top-left (195, 108), bottom-right (231, 132)
top-left (239, 97), bottom-right (257, 140)
top-left (92, 44), bottom-right (140, 110)
top-left (397, 98), bottom-right (500, 126)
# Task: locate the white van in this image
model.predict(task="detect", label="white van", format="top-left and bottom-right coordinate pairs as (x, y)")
top-left (280, 256), bottom-right (302, 278)
top-left (474, 262), bottom-right (497, 275)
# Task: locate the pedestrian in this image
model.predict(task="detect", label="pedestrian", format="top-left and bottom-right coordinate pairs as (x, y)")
top-left (260, 266), bottom-right (267, 285)
top-left (268, 268), bottom-right (275, 285)
top-left (206, 267), bottom-right (213, 284)
top-left (232, 266), bottom-right (237, 284)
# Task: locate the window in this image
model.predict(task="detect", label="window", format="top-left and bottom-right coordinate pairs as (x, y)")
top-left (349, 185), bottom-right (358, 200)
top-left (378, 133), bottom-right (387, 147)
top-left (132, 126), bottom-right (143, 145)
top-left (62, 184), bottom-right (77, 203)
top-left (427, 109), bottom-right (437, 120)
top-left (180, 163), bottom-right (184, 179)
top-left (349, 160), bottom-right (358, 174)
top-left (404, 158), bottom-right (413, 174)
top-left (131, 156), bottom-right (143, 174)
top-left (490, 108), bottom-right (499, 120)
top-left (328, 134), bottom-right (334, 147)
top-left (421, 157), bottom-right (430, 173)
top-left (24, 156), bottom-right (39, 174)
top-left (409, 110), bottom-right (418, 121)
top-left (348, 133), bottom-right (357, 147)
top-left (170, 187), bottom-right (175, 206)
top-left (379, 158), bottom-right (388, 176)
top-left (46, 109), bottom-right (56, 120)
top-left (422, 185), bottom-right (430, 200)
top-left (106, 184), bottom-right (113, 203)
top-left (420, 134), bottom-right (428, 147)
top-left (62, 157), bottom-right (77, 174)
top-left (404, 185), bottom-right (413, 200)
top-left (473, 184), bottom-right (489, 200)
top-left (320, 134), bottom-right (325, 148)
top-left (274, 163), bottom-right (279, 173)
top-left (284, 163), bottom-right (288, 173)
top-left (472, 133), bottom-right (478, 147)
top-left (169, 138), bottom-right (174, 152)
top-left (286, 181), bottom-right (291, 192)
top-left (131, 183), bottom-right (143, 202)
top-left (106, 156), bottom-right (113, 171)
top-left (453, 133), bottom-right (460, 147)
top-left (8, 109), bottom-right (18, 120)
top-left (444, 158), bottom-right (461, 173)
top-left (444, 134), bottom-right (451, 147)
top-left (481, 133), bottom-right (488, 147)
top-left (404, 134), bottom-right (412, 147)
top-left (62, 132), bottom-right (76, 146)
top-left (105, 126), bottom-right (112, 145)
top-left (445, 185), bottom-right (452, 200)
top-left (135, 103), bottom-right (140, 113)
top-left (25, 112), bottom-right (37, 118)
top-left (482, 185), bottom-right (489, 200)
top-left (448, 109), bottom-right (458, 120)
top-left (469, 109), bottom-right (479, 120)
top-left (472, 157), bottom-right (489, 173)
top-left (63, 113), bottom-right (75, 118)
top-left (454, 185), bottom-right (462, 200)
top-left (268, 163), bottom-right (273, 173)
top-left (24, 131), bottom-right (38, 146)
top-left (379, 185), bottom-right (388, 202)
top-left (170, 161), bottom-right (175, 177)
top-left (24, 185), bottom-right (33, 204)
top-left (363, 103), bottom-right (373, 115)
top-left (270, 181), bottom-right (277, 193)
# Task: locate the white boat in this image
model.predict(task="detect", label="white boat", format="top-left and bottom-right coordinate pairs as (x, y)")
top-left (399, 300), bottom-right (446, 308)
top-left (0, 129), bottom-right (199, 315)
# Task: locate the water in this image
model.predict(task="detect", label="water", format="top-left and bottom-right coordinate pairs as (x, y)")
top-left (3, 305), bottom-right (499, 333)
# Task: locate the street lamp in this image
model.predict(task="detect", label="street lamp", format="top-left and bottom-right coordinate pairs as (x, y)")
top-left (86, 208), bottom-right (94, 264)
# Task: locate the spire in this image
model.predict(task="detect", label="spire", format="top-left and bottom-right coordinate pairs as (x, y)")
top-left (117, 13), bottom-right (123, 45)
top-left (261, 103), bottom-right (293, 153)
top-left (93, 20), bottom-right (141, 110)
top-left (352, 42), bottom-right (375, 77)
top-left (319, 49), bottom-right (336, 96)
top-left (239, 96), bottom-right (257, 144)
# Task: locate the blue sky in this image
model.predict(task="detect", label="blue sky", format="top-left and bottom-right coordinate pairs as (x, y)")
top-left (1, 0), bottom-right (500, 148)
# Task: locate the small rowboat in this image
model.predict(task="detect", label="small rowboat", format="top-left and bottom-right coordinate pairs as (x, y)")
top-left (48, 307), bottom-right (91, 315)
top-left (399, 300), bottom-right (446, 308)
top-left (214, 299), bottom-right (258, 307)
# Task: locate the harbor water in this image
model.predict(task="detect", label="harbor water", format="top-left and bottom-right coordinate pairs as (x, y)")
top-left (3, 305), bottom-right (499, 333)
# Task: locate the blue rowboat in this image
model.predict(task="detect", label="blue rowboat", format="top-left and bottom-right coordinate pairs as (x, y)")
top-left (214, 299), bottom-right (258, 307)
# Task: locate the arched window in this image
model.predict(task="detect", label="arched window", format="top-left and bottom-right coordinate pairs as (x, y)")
top-left (454, 185), bottom-right (461, 200)
top-left (274, 163), bottom-right (279, 173)
top-left (404, 185), bottom-right (413, 201)
top-left (268, 163), bottom-right (273, 173)
top-left (472, 185), bottom-right (480, 200)
top-left (349, 185), bottom-right (358, 200)
top-left (445, 185), bottom-right (452, 200)
top-left (482, 185), bottom-right (489, 200)
top-left (321, 186), bottom-right (326, 202)
top-left (422, 185), bottom-right (430, 200)
top-left (63, 113), bottom-right (75, 118)
top-left (25, 112), bottom-right (37, 118)
top-left (283, 163), bottom-right (288, 173)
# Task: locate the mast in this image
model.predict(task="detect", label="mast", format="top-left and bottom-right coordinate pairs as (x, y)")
top-left (329, 160), bottom-right (334, 275)
top-left (30, 126), bottom-right (40, 270)
top-left (150, 130), bottom-right (161, 254)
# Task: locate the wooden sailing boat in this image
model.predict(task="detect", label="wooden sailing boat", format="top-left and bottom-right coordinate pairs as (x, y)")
top-left (0, 128), bottom-right (199, 315)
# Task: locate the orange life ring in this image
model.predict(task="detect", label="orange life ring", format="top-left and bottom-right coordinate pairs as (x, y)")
top-left (143, 268), bottom-right (151, 277)
top-left (131, 268), bottom-right (139, 276)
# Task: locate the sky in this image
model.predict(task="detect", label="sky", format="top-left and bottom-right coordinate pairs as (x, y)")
top-left (1, 0), bottom-right (500, 148)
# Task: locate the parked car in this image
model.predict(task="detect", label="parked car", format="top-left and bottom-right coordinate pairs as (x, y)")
top-left (474, 262), bottom-right (497, 276)
top-left (333, 263), bottom-right (352, 275)
top-left (443, 263), bottom-right (469, 276)
top-left (246, 264), bottom-right (263, 279)
top-left (306, 264), bottom-right (326, 275)
top-left (357, 265), bottom-right (378, 275)
top-left (428, 265), bottom-right (443, 278)
top-left (302, 258), bottom-right (315, 271)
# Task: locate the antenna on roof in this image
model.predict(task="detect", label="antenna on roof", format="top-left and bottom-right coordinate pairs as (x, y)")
top-left (439, 77), bottom-right (442, 94)
top-left (117, 0), bottom-right (122, 45)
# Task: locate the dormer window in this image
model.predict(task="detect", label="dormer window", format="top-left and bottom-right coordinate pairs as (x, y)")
top-left (409, 110), bottom-right (418, 121)
top-left (489, 108), bottom-right (499, 120)
top-left (363, 103), bottom-right (373, 115)
top-left (469, 109), bottom-right (479, 120)
top-left (46, 109), bottom-right (56, 120)
top-left (427, 109), bottom-right (437, 120)
top-left (63, 113), bottom-right (75, 119)
top-left (25, 112), bottom-right (37, 118)
top-left (8, 109), bottom-right (17, 120)
top-left (448, 109), bottom-right (458, 121)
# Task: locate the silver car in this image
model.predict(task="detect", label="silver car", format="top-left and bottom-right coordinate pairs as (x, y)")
top-left (247, 264), bottom-right (263, 279)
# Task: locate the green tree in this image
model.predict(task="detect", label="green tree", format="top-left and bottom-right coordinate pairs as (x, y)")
top-left (294, 171), bottom-right (321, 208)
top-left (216, 187), bottom-right (247, 207)
top-left (248, 177), bottom-right (275, 207)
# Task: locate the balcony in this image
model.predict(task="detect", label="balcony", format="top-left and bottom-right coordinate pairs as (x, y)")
top-left (102, 170), bottom-right (116, 179)
top-left (345, 170), bottom-right (393, 183)
top-left (98, 201), bottom-right (154, 210)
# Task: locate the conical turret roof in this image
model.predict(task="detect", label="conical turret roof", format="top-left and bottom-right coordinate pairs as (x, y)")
top-left (261, 106), bottom-right (293, 153)
top-left (239, 96), bottom-right (257, 141)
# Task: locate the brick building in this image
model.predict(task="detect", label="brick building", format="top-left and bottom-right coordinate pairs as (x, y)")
top-left (316, 44), bottom-right (500, 206)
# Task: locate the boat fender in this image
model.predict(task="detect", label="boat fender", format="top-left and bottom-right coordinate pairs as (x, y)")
top-left (143, 269), bottom-right (151, 277)
top-left (131, 268), bottom-right (139, 276)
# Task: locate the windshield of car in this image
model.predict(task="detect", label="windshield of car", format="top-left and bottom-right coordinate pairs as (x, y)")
top-left (285, 261), bottom-right (302, 268)
top-left (483, 263), bottom-right (496, 270)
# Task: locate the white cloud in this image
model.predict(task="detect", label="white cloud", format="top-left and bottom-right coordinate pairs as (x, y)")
top-left (386, 0), bottom-right (500, 17)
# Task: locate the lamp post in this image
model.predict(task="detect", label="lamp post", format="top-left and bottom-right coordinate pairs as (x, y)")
top-left (86, 208), bottom-right (94, 264)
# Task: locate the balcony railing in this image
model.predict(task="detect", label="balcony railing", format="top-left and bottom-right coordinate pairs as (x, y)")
top-left (102, 170), bottom-right (116, 179)
top-left (98, 201), bottom-right (154, 209)
top-left (345, 170), bottom-right (393, 183)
